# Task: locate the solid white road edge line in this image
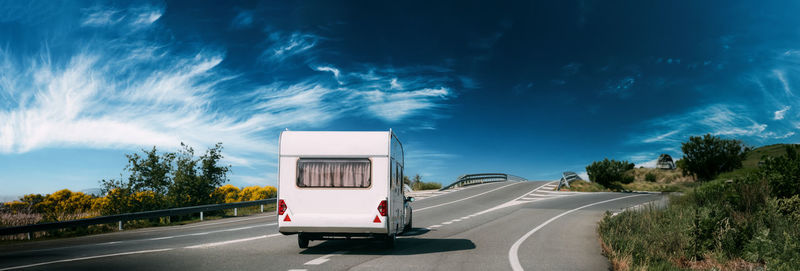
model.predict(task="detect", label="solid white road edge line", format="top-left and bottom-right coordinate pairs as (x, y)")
top-left (415, 182), bottom-right (521, 212)
top-left (507, 194), bottom-right (646, 271)
top-left (184, 233), bottom-right (281, 249)
top-left (149, 223), bottom-right (276, 241)
top-left (0, 248), bottom-right (174, 271)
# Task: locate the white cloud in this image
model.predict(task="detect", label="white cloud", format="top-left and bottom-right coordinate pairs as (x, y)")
top-left (130, 6), bottom-right (163, 26)
top-left (362, 87), bottom-right (450, 122)
top-left (267, 32), bottom-right (318, 61)
top-left (774, 105), bottom-right (790, 120)
top-left (314, 65), bottom-right (341, 81)
top-left (81, 5), bottom-right (162, 28)
top-left (81, 7), bottom-right (124, 26)
top-left (642, 129), bottom-right (681, 143)
top-left (774, 69), bottom-right (793, 96)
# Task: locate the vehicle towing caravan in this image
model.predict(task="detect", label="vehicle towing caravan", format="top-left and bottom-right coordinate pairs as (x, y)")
top-left (277, 130), bottom-right (413, 248)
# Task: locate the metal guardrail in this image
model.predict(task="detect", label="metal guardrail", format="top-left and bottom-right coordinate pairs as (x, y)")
top-left (0, 198), bottom-right (276, 237)
top-left (440, 173), bottom-right (528, 191)
top-left (556, 172), bottom-right (582, 190)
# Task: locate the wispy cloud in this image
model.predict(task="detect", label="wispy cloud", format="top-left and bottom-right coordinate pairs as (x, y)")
top-left (81, 5), bottom-right (162, 27)
top-left (774, 105), bottom-right (790, 120)
top-left (265, 32), bottom-right (318, 61)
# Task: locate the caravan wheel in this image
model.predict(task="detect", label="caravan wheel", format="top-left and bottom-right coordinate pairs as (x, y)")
top-left (383, 234), bottom-right (396, 248)
top-left (298, 234), bottom-right (309, 248)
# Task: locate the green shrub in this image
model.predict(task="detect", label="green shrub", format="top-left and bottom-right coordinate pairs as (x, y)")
top-left (412, 181), bottom-right (442, 190)
top-left (586, 159), bottom-right (635, 188)
top-left (645, 172), bottom-right (657, 182)
top-left (760, 145), bottom-right (800, 198)
top-left (681, 134), bottom-right (749, 181)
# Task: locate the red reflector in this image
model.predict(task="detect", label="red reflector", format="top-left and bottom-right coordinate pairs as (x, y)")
top-left (377, 200), bottom-right (388, 216)
top-left (373, 215), bottom-right (381, 223)
top-left (283, 214), bottom-right (291, 222)
top-left (278, 199), bottom-right (287, 215)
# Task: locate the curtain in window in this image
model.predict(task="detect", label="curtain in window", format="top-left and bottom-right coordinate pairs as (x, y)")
top-left (297, 159), bottom-right (371, 188)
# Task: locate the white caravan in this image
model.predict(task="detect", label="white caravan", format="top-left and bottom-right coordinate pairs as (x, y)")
top-left (277, 130), bottom-right (413, 248)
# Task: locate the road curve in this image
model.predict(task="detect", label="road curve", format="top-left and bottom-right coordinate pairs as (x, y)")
top-left (0, 181), bottom-right (663, 271)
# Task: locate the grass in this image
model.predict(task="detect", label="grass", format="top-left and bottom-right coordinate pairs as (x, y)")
top-left (0, 204), bottom-right (276, 242)
top-left (597, 144), bottom-right (800, 270)
top-left (559, 180), bottom-right (608, 192)
top-left (566, 168), bottom-right (696, 193)
top-left (741, 143), bottom-right (797, 168)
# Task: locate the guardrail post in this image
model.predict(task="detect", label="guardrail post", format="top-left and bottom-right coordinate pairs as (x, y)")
top-left (118, 221), bottom-right (123, 231)
top-left (200, 211), bottom-right (204, 221)
top-left (234, 208), bottom-right (238, 216)
top-left (27, 232), bottom-right (31, 240)
top-left (260, 204), bottom-right (264, 213)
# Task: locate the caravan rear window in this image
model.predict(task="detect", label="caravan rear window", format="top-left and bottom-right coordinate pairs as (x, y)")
top-left (296, 159), bottom-right (371, 188)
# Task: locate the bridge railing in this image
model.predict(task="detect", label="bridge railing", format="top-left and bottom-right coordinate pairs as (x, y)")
top-left (0, 198), bottom-right (276, 238)
top-left (440, 173), bottom-right (527, 191)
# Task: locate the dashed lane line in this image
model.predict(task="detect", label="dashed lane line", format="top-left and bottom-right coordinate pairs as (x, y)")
top-left (304, 251), bottom-right (346, 265)
top-left (507, 194), bottom-right (646, 271)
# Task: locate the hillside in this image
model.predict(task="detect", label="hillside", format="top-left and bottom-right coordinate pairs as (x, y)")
top-left (742, 143), bottom-right (798, 168)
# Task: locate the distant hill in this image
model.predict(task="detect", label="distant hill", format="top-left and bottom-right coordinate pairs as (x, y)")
top-left (742, 143), bottom-right (799, 169)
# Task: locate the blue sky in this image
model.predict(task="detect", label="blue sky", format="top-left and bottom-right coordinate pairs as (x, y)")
top-left (1, 0), bottom-right (799, 198)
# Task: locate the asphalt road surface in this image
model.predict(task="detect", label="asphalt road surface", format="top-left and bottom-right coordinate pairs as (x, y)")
top-left (0, 181), bottom-right (663, 271)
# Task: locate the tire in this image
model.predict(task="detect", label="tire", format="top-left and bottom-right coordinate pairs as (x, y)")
top-left (383, 234), bottom-right (396, 248)
top-left (403, 212), bottom-right (412, 233)
top-left (298, 234), bottom-right (309, 248)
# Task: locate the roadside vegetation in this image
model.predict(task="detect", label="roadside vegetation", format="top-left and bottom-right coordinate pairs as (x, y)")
top-left (597, 134), bottom-right (800, 270)
top-left (0, 143), bottom-right (277, 241)
top-left (403, 174), bottom-right (442, 190)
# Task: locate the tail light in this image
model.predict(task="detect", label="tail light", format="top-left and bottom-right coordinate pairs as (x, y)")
top-left (278, 199), bottom-right (287, 215)
top-left (377, 200), bottom-right (388, 216)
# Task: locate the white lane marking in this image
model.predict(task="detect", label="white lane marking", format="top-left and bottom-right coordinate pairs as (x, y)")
top-left (411, 183), bottom-right (491, 201)
top-left (428, 225), bottom-right (441, 228)
top-left (415, 182), bottom-right (521, 212)
top-left (184, 233), bottom-right (280, 249)
top-left (508, 194), bottom-right (645, 271)
top-left (0, 248), bottom-right (174, 271)
top-left (148, 223), bottom-right (276, 241)
top-left (453, 219), bottom-right (462, 222)
top-left (460, 216), bottom-right (469, 219)
top-left (288, 269), bottom-right (308, 271)
top-left (304, 251), bottom-right (346, 265)
top-left (133, 213), bottom-right (274, 234)
top-left (424, 182), bottom-right (556, 229)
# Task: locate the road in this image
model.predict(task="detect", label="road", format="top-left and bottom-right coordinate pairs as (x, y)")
top-left (0, 181), bottom-right (663, 271)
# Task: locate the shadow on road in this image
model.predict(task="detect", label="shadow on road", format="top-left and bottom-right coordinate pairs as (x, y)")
top-left (399, 227), bottom-right (429, 236)
top-left (300, 235), bottom-right (475, 256)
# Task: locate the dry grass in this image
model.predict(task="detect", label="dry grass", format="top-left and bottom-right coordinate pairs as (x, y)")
top-left (629, 168), bottom-right (695, 183)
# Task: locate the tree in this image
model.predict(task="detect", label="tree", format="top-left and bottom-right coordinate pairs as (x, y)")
top-left (681, 134), bottom-right (749, 181)
top-left (585, 159), bottom-right (635, 188)
top-left (169, 143), bottom-right (230, 207)
top-left (125, 146), bottom-right (175, 196)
